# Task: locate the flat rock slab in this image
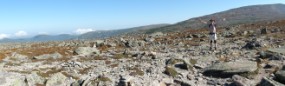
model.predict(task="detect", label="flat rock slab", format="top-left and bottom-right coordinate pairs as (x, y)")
top-left (268, 47), bottom-right (285, 54)
top-left (259, 77), bottom-right (285, 86)
top-left (203, 60), bottom-right (257, 77)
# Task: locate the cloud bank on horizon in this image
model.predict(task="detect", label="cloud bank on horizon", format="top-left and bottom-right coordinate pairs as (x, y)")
top-left (74, 28), bottom-right (95, 35)
top-left (0, 28), bottom-right (95, 39)
top-left (15, 31), bottom-right (28, 37)
top-left (0, 31), bottom-right (29, 39)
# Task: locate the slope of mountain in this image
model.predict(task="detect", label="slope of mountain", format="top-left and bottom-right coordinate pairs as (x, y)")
top-left (32, 34), bottom-right (76, 41)
top-left (0, 24), bottom-right (169, 43)
top-left (0, 34), bottom-right (76, 43)
top-left (145, 4), bottom-right (285, 33)
top-left (78, 24), bottom-right (169, 39)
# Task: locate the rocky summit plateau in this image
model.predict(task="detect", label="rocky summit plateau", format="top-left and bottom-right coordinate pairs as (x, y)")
top-left (1, 3), bottom-right (285, 86)
top-left (0, 19), bottom-right (285, 86)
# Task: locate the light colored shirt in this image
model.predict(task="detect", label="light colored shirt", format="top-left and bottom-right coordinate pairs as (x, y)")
top-left (208, 23), bottom-right (216, 33)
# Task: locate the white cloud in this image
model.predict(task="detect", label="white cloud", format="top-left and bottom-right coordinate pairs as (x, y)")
top-left (15, 31), bottom-right (28, 37)
top-left (38, 32), bottom-right (49, 35)
top-left (74, 28), bottom-right (94, 34)
top-left (0, 34), bottom-right (10, 39)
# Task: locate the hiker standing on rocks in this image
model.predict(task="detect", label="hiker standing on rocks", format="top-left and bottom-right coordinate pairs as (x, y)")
top-left (208, 19), bottom-right (217, 50)
top-left (199, 18), bottom-right (218, 50)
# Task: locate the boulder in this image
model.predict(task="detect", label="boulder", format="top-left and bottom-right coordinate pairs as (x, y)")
top-left (192, 34), bottom-right (201, 38)
top-left (26, 71), bottom-right (46, 85)
top-left (267, 47), bottom-right (285, 55)
top-left (166, 58), bottom-right (193, 71)
top-left (82, 76), bottom-right (112, 86)
top-left (95, 40), bottom-right (105, 47)
top-left (46, 72), bottom-right (68, 86)
top-left (261, 28), bottom-right (268, 34)
top-left (242, 39), bottom-right (262, 49)
top-left (9, 52), bottom-right (29, 61)
top-left (33, 52), bottom-right (62, 60)
top-left (71, 80), bottom-right (84, 86)
top-left (275, 66), bottom-right (285, 84)
top-left (144, 37), bottom-right (155, 42)
top-left (107, 42), bottom-right (117, 47)
top-left (203, 60), bottom-right (258, 77)
top-left (259, 47), bottom-right (285, 60)
top-left (0, 72), bottom-right (27, 86)
top-left (74, 47), bottom-right (100, 55)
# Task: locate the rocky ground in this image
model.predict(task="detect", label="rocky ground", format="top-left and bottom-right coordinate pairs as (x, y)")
top-left (0, 20), bottom-right (285, 86)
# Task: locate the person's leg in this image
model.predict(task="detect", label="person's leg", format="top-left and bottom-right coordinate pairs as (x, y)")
top-left (214, 40), bottom-right (217, 50)
top-left (210, 40), bottom-right (213, 50)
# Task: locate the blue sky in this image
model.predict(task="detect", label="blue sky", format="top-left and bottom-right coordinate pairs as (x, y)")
top-left (0, 0), bottom-right (284, 39)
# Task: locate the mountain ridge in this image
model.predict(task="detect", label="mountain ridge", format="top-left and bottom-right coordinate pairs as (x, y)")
top-left (145, 3), bottom-right (285, 33)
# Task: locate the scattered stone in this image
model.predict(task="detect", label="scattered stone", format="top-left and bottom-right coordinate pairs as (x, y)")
top-left (261, 28), bottom-right (268, 34)
top-left (164, 66), bottom-right (178, 77)
top-left (33, 52), bottom-right (62, 60)
top-left (95, 40), bottom-right (105, 47)
top-left (144, 37), bottom-right (155, 42)
top-left (192, 34), bottom-right (201, 38)
top-left (74, 47), bottom-right (100, 55)
top-left (243, 39), bottom-right (262, 49)
top-left (8, 52), bottom-right (29, 61)
top-left (232, 75), bottom-right (254, 86)
top-left (150, 32), bottom-right (164, 37)
top-left (46, 72), bottom-right (68, 86)
top-left (107, 42), bottom-right (117, 47)
top-left (26, 71), bottom-right (46, 85)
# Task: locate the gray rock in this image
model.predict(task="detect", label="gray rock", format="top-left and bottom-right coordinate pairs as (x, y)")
top-left (232, 75), bottom-right (254, 86)
top-left (9, 52), bottom-right (29, 61)
top-left (96, 40), bottom-right (105, 47)
top-left (0, 72), bottom-right (27, 86)
top-left (174, 79), bottom-right (195, 86)
top-left (261, 28), bottom-right (268, 34)
top-left (2, 52), bottom-right (29, 63)
top-left (125, 41), bottom-right (137, 47)
top-left (223, 31), bottom-right (235, 37)
top-left (150, 32), bottom-right (164, 37)
top-left (259, 77), bottom-right (285, 86)
top-left (33, 52), bottom-right (62, 60)
top-left (275, 66), bottom-right (285, 84)
top-left (144, 37), bottom-right (155, 42)
top-left (74, 47), bottom-right (100, 55)
top-left (26, 71), bottom-right (46, 85)
top-left (166, 58), bottom-right (193, 71)
top-left (71, 80), bottom-right (84, 86)
top-left (82, 76), bottom-right (112, 86)
top-left (242, 39), bottom-right (262, 49)
top-left (46, 72), bottom-right (68, 86)
top-left (203, 60), bottom-right (257, 77)
top-left (268, 47), bottom-right (285, 54)
top-left (192, 34), bottom-right (201, 38)
top-left (107, 42), bottom-right (117, 47)
top-left (263, 47), bottom-right (285, 60)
